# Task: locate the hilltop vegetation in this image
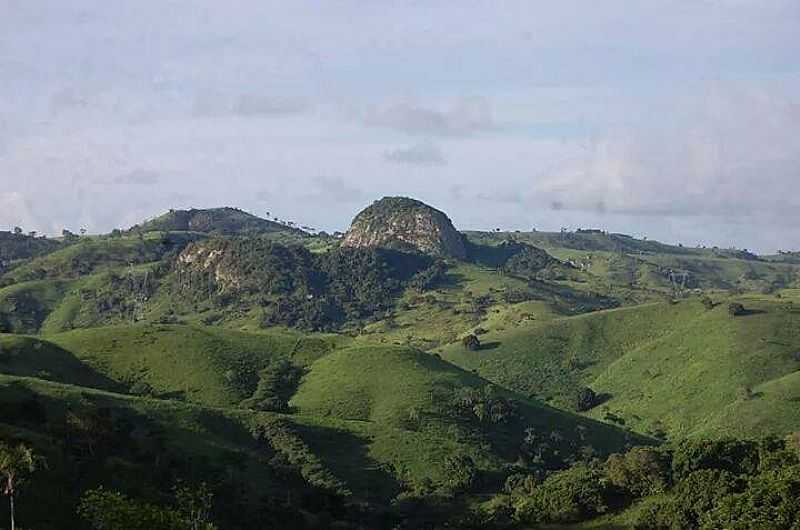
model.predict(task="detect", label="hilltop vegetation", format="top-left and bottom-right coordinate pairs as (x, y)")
top-left (131, 207), bottom-right (307, 238)
top-left (2, 197), bottom-right (800, 528)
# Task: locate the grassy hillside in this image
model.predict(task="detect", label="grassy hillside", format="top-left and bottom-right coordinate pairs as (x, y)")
top-left (439, 295), bottom-right (800, 439)
top-left (292, 344), bottom-right (639, 495)
top-left (45, 324), bottom-right (345, 407)
top-left (0, 373), bottom-right (355, 529)
top-left (0, 333), bottom-right (641, 529)
top-left (0, 279), bottom-right (73, 334)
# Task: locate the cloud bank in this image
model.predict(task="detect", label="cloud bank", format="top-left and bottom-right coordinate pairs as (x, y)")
top-left (1, 1), bottom-right (799, 252)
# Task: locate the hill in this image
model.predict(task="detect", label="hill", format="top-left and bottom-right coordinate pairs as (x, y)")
top-left (0, 230), bottom-right (63, 265)
top-left (0, 373), bottom-right (356, 529)
top-left (1, 324), bottom-right (343, 408)
top-left (0, 328), bottom-right (640, 529)
top-left (343, 197), bottom-right (467, 258)
top-left (439, 295), bottom-right (800, 439)
top-left (290, 344), bottom-right (640, 499)
top-left (131, 207), bottom-right (307, 237)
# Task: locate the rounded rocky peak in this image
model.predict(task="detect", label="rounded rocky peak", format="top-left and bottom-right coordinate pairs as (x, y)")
top-left (342, 197), bottom-right (466, 259)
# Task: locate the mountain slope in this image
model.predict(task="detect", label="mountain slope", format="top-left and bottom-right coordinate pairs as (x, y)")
top-left (439, 296), bottom-right (800, 438)
top-left (292, 344), bottom-right (640, 492)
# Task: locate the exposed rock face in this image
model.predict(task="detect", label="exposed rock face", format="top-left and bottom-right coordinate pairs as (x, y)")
top-left (176, 240), bottom-right (242, 291)
top-left (342, 197), bottom-right (467, 259)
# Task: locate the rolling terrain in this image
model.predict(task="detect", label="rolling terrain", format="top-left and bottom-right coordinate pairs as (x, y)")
top-left (1, 200), bottom-right (799, 529)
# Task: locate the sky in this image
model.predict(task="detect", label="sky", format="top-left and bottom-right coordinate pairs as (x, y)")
top-left (1, 1), bottom-right (799, 253)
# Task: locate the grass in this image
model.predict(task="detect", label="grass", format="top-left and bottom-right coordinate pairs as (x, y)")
top-left (0, 373), bottom-right (290, 529)
top-left (439, 295), bottom-right (800, 439)
top-left (0, 279), bottom-right (74, 333)
top-left (42, 323), bottom-right (345, 407)
top-left (292, 343), bottom-right (638, 491)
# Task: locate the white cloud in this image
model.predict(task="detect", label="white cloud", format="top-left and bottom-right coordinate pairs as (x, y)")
top-left (364, 98), bottom-right (494, 136)
top-left (384, 142), bottom-right (446, 166)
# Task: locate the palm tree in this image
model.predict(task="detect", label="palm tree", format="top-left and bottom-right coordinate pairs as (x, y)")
top-left (0, 443), bottom-right (41, 530)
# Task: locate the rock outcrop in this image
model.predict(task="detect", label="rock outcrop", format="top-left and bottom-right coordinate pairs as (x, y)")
top-left (342, 197), bottom-right (466, 259)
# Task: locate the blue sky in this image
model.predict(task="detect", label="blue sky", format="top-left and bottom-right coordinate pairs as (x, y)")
top-left (1, 1), bottom-right (799, 252)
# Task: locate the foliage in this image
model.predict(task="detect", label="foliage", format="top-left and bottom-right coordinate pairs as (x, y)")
top-left (513, 463), bottom-right (610, 524)
top-left (78, 487), bottom-right (216, 530)
top-left (574, 387), bottom-right (599, 412)
top-left (442, 454), bottom-right (477, 494)
top-left (605, 446), bottom-right (669, 497)
top-left (240, 359), bottom-right (305, 412)
top-left (462, 334), bottom-right (481, 351)
top-left (728, 302), bottom-right (746, 316)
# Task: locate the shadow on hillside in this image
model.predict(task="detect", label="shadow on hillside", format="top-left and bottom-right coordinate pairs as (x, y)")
top-left (738, 308), bottom-right (767, 316)
top-left (439, 271), bottom-right (467, 289)
top-left (292, 422), bottom-right (403, 501)
top-left (0, 340), bottom-right (125, 393)
top-left (478, 341), bottom-right (501, 351)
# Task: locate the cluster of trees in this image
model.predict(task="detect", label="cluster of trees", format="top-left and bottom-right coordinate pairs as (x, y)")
top-left (474, 436), bottom-right (800, 529)
top-left (240, 360), bottom-right (305, 412)
top-left (78, 483), bottom-right (216, 530)
top-left (173, 238), bottom-right (446, 331)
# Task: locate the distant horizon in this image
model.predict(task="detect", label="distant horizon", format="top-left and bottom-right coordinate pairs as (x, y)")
top-left (1, 198), bottom-right (780, 255)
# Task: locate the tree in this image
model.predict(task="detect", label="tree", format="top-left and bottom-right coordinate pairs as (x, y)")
top-left (0, 442), bottom-right (42, 530)
top-left (462, 334), bottom-right (481, 351)
top-left (12, 227), bottom-right (22, 235)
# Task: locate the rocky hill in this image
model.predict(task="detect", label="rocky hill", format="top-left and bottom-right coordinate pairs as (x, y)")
top-left (342, 197), bottom-right (467, 258)
top-left (130, 207), bottom-right (305, 236)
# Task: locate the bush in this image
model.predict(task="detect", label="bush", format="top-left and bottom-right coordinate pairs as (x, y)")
top-left (504, 473), bottom-right (537, 495)
top-left (443, 454), bottom-right (478, 493)
top-left (705, 465), bottom-right (800, 529)
top-left (671, 439), bottom-right (760, 480)
top-left (574, 387), bottom-right (598, 412)
top-left (240, 360), bottom-right (304, 412)
top-left (514, 463), bottom-right (610, 524)
top-left (605, 447), bottom-right (669, 498)
top-left (728, 303), bottom-right (746, 316)
top-left (462, 334), bottom-right (481, 351)
top-left (78, 487), bottom-right (206, 530)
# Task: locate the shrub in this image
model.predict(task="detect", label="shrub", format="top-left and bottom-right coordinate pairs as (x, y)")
top-left (605, 447), bottom-right (669, 498)
top-left (574, 387), bottom-right (598, 412)
top-left (504, 473), bottom-right (537, 495)
top-left (462, 334), bottom-right (481, 351)
top-left (443, 454), bottom-right (478, 493)
top-left (78, 487), bottom-right (205, 530)
top-left (704, 465), bottom-right (800, 529)
top-left (240, 360), bottom-right (304, 412)
top-left (671, 439), bottom-right (760, 480)
top-left (728, 303), bottom-right (746, 316)
top-left (514, 463), bottom-right (610, 524)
